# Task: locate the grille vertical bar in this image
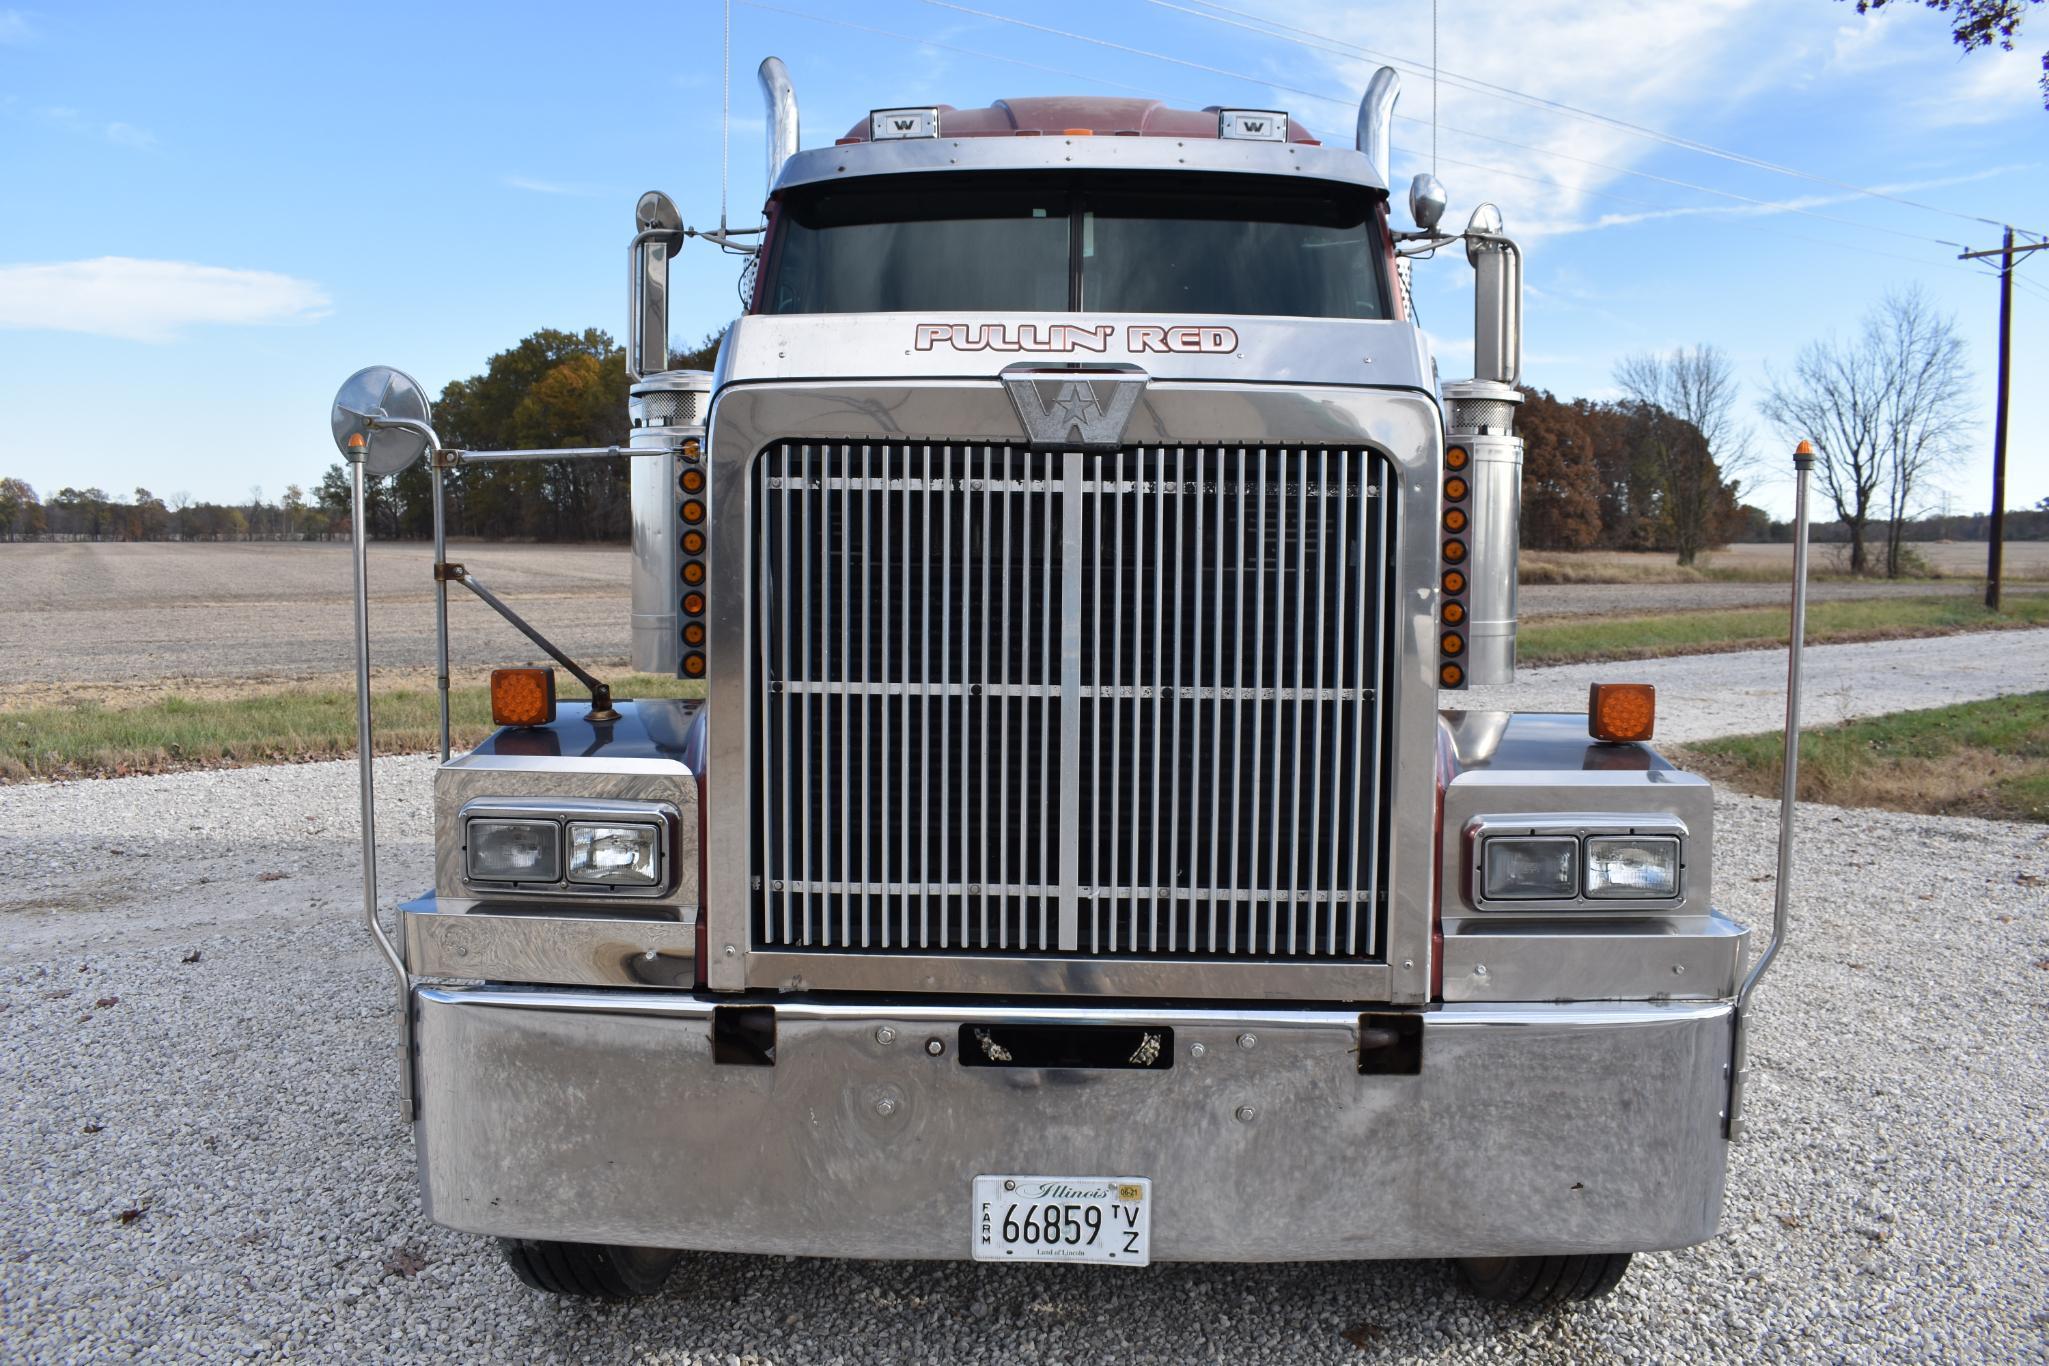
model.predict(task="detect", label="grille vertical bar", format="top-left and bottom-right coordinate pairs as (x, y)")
top-left (752, 442), bottom-right (1388, 962)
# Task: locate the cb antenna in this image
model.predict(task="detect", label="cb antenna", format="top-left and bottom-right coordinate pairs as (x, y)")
top-left (1431, 0), bottom-right (1439, 174)
top-left (721, 0), bottom-right (732, 234)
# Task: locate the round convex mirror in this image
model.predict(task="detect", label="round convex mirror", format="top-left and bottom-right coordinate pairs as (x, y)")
top-left (330, 366), bottom-right (435, 476)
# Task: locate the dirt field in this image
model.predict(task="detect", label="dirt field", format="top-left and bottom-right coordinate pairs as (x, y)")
top-left (0, 542), bottom-right (634, 697)
top-left (4, 541), bottom-right (2044, 698)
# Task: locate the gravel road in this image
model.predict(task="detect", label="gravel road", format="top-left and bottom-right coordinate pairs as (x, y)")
top-left (3, 754), bottom-right (2043, 1362)
top-left (1459, 629), bottom-right (2049, 744)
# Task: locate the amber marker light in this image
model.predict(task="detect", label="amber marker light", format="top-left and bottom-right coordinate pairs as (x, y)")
top-left (1442, 568), bottom-right (1466, 595)
top-left (681, 467), bottom-right (706, 493)
top-left (683, 622), bottom-right (706, 646)
top-left (682, 561), bottom-right (706, 585)
top-left (490, 667), bottom-right (556, 728)
top-left (682, 591), bottom-right (706, 615)
top-left (682, 653), bottom-right (707, 678)
top-left (681, 530), bottom-right (706, 555)
top-left (680, 438), bottom-right (701, 457)
top-left (1441, 632), bottom-right (1465, 656)
top-left (1443, 601), bottom-right (1465, 624)
top-left (1444, 475), bottom-right (1469, 501)
top-left (1588, 682), bottom-right (1657, 743)
top-left (1443, 538), bottom-right (1467, 562)
top-left (681, 499), bottom-right (706, 523)
top-left (1445, 445), bottom-right (1469, 470)
top-left (1444, 508), bottom-right (1468, 532)
top-left (1440, 662), bottom-right (1464, 687)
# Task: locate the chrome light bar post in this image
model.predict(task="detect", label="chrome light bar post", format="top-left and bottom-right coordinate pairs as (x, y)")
top-left (345, 441), bottom-right (418, 1123)
top-left (1728, 441), bottom-right (1813, 1139)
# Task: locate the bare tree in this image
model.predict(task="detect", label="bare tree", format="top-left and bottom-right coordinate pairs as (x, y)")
top-left (1872, 290), bottom-right (1973, 576)
top-left (1613, 345), bottom-right (1749, 566)
top-left (1763, 288), bottom-right (1972, 577)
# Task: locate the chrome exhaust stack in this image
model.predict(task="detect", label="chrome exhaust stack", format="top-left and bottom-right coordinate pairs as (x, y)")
top-left (1356, 67), bottom-right (1399, 188)
top-left (760, 56), bottom-right (799, 186)
top-left (1446, 203), bottom-right (1526, 688)
top-left (629, 371), bottom-right (713, 676)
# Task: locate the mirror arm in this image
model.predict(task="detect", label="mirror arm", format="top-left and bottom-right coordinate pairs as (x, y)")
top-left (445, 565), bottom-right (620, 723)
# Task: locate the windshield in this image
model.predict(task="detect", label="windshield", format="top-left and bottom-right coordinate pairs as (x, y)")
top-left (762, 172), bottom-right (1390, 320)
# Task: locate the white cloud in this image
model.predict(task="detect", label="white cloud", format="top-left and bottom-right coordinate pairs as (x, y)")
top-left (36, 103), bottom-right (158, 148)
top-left (0, 257), bottom-right (331, 342)
top-left (104, 121), bottom-right (156, 149)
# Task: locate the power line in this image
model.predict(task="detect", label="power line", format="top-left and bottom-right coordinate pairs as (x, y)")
top-left (750, 0), bottom-right (1986, 279)
top-left (916, 0), bottom-right (1979, 253)
top-left (1155, 0), bottom-right (2037, 234)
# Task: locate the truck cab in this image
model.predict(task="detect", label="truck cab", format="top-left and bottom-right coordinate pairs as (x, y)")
top-left (345, 60), bottom-right (1764, 1309)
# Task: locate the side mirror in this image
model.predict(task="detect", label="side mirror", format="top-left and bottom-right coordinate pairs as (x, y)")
top-left (1464, 202), bottom-right (1520, 386)
top-left (629, 190), bottom-right (681, 380)
top-left (1408, 173), bottom-right (1447, 232)
top-left (330, 366), bottom-right (435, 475)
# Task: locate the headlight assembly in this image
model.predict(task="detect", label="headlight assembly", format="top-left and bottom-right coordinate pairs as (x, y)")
top-left (1481, 836), bottom-right (1579, 900)
top-left (467, 819), bottom-right (560, 884)
top-left (568, 822), bottom-right (662, 886)
top-left (457, 799), bottom-right (675, 897)
top-left (1585, 835), bottom-right (1680, 899)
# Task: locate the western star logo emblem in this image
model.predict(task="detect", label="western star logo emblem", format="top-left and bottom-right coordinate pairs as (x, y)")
top-left (1002, 365), bottom-right (1147, 450)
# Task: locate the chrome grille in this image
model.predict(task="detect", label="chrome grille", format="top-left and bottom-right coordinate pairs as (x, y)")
top-left (751, 442), bottom-right (1390, 961)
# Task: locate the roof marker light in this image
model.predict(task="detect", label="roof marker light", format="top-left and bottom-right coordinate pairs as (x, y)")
top-left (1217, 109), bottom-right (1289, 141)
top-left (869, 107), bottom-right (940, 140)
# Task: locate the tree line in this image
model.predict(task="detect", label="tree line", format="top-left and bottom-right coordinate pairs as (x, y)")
top-left (5, 296), bottom-right (2032, 567)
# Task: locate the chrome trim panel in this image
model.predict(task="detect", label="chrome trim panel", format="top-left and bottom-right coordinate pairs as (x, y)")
top-left (1441, 910), bottom-right (1749, 1004)
top-left (706, 383), bottom-right (1444, 1001)
top-left (435, 755), bottom-right (699, 914)
top-left (1440, 770), bottom-right (1715, 921)
top-left (412, 989), bottom-right (1732, 1259)
top-left (770, 133), bottom-right (1389, 196)
top-left (718, 313), bottom-right (1433, 394)
top-left (744, 950), bottom-right (1391, 1001)
top-left (402, 895), bottom-right (694, 988)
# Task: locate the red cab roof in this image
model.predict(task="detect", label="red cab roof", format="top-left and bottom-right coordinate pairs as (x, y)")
top-left (839, 97), bottom-right (1319, 145)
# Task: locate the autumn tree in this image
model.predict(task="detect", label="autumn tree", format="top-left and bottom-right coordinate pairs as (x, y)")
top-left (1843, 1), bottom-right (2046, 109)
top-left (1516, 391), bottom-right (1604, 548)
top-left (0, 477), bottom-right (44, 540)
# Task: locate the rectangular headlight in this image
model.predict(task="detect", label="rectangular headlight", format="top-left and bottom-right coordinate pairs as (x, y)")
top-left (1482, 836), bottom-right (1578, 900)
top-left (567, 822), bottom-right (662, 887)
top-left (1584, 836), bottom-right (1681, 898)
top-left (467, 819), bottom-right (560, 884)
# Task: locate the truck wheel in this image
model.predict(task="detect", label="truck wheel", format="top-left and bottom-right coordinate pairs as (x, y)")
top-left (499, 1238), bottom-right (680, 1299)
top-left (1453, 1253), bottom-right (1631, 1306)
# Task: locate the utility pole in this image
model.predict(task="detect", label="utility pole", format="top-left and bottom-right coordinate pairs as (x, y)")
top-left (1959, 228), bottom-right (2046, 611)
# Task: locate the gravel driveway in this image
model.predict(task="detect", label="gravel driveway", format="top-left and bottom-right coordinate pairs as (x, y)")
top-left (2, 760), bottom-right (2042, 1362)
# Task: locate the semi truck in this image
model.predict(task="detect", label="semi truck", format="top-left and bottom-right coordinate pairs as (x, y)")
top-left (330, 57), bottom-right (1804, 1308)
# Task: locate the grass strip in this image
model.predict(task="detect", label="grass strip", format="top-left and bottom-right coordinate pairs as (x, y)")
top-left (1518, 594), bottom-right (2049, 666)
top-left (1676, 692), bottom-right (2049, 824)
top-left (1, 674), bottom-right (705, 783)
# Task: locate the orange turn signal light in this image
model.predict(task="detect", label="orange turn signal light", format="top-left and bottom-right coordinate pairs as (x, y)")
top-left (491, 667), bottom-right (556, 728)
top-left (1589, 682), bottom-right (1656, 743)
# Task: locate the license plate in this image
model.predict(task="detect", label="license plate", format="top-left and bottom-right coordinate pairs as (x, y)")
top-left (971, 1176), bottom-right (1151, 1265)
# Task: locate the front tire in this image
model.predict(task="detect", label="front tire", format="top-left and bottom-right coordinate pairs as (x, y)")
top-left (1453, 1253), bottom-right (1632, 1306)
top-left (500, 1239), bottom-right (680, 1299)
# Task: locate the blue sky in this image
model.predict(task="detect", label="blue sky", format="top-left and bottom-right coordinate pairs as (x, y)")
top-left (1, 0), bottom-right (2043, 520)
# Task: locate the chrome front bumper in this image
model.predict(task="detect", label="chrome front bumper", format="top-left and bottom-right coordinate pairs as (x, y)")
top-left (412, 989), bottom-right (1732, 1262)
